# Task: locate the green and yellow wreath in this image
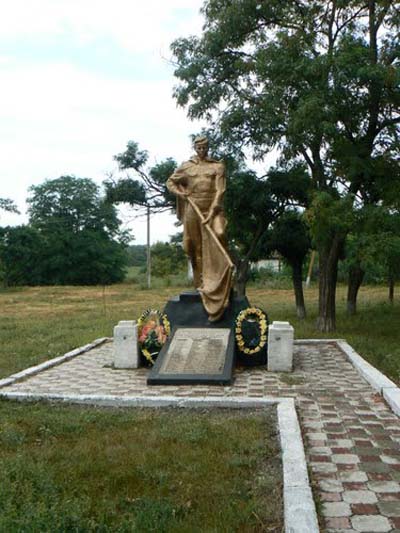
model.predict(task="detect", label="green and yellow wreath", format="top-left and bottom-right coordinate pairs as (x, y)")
top-left (235, 307), bottom-right (269, 356)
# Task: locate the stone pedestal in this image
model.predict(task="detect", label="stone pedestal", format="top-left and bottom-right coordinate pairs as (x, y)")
top-left (267, 321), bottom-right (294, 372)
top-left (113, 320), bottom-right (139, 369)
top-left (146, 290), bottom-right (245, 386)
top-left (163, 290), bottom-right (249, 329)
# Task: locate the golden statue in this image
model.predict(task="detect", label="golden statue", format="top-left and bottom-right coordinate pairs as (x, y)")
top-left (167, 136), bottom-right (234, 322)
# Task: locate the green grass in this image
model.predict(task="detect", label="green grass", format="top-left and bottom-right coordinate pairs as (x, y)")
top-left (124, 266), bottom-right (192, 290)
top-left (0, 403), bottom-right (282, 532)
top-left (0, 282), bottom-right (398, 382)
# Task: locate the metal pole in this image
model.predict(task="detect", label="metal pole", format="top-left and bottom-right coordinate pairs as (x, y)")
top-left (146, 205), bottom-right (151, 289)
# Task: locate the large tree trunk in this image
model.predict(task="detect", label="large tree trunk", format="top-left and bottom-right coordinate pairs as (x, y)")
top-left (235, 259), bottom-right (249, 299)
top-left (317, 235), bottom-right (344, 332)
top-left (347, 264), bottom-right (365, 315)
top-left (389, 274), bottom-right (395, 304)
top-left (292, 261), bottom-right (306, 319)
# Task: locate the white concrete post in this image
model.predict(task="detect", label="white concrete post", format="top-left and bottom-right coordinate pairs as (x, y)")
top-left (267, 321), bottom-right (294, 372)
top-left (113, 320), bottom-right (139, 369)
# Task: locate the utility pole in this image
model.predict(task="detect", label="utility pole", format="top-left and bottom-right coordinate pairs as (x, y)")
top-left (146, 205), bottom-right (151, 289)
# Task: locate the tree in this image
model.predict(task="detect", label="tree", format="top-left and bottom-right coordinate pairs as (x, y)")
top-left (151, 239), bottom-right (187, 278)
top-left (104, 141), bottom-right (179, 289)
top-left (0, 198), bottom-right (19, 215)
top-left (104, 141), bottom-right (177, 213)
top-left (28, 176), bottom-right (121, 236)
top-left (267, 211), bottom-right (311, 319)
top-left (171, 0), bottom-right (400, 331)
top-left (344, 236), bottom-right (367, 316)
top-left (126, 244), bottom-right (147, 267)
top-left (225, 160), bottom-right (310, 297)
top-left (22, 176), bottom-right (129, 285)
top-left (342, 206), bottom-right (400, 313)
top-left (369, 212), bottom-right (400, 305)
top-left (342, 207), bottom-right (376, 315)
top-left (0, 226), bottom-right (44, 285)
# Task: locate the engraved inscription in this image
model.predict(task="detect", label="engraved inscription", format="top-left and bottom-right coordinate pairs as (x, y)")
top-left (159, 328), bottom-right (230, 375)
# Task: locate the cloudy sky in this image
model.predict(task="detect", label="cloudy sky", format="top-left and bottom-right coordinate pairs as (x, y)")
top-left (0, 0), bottom-right (207, 243)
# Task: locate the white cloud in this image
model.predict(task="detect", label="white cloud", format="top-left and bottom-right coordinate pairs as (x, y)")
top-left (0, 1), bottom-right (273, 246)
top-left (0, 0), bottom-right (203, 55)
top-left (0, 57), bottom-right (204, 242)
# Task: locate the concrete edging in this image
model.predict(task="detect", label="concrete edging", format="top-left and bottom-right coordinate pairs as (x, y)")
top-left (294, 339), bottom-right (342, 344)
top-left (336, 340), bottom-right (400, 417)
top-left (277, 399), bottom-right (319, 533)
top-left (0, 391), bottom-right (319, 533)
top-left (0, 338), bottom-right (109, 390)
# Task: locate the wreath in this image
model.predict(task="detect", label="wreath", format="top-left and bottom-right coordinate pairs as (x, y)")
top-left (235, 307), bottom-right (269, 356)
top-left (137, 309), bottom-right (171, 366)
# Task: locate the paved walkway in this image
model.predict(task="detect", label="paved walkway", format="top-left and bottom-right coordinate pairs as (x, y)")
top-left (2, 340), bottom-right (400, 532)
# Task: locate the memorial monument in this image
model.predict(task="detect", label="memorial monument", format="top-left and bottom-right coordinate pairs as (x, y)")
top-left (116, 139), bottom-right (292, 377)
top-left (148, 137), bottom-right (244, 385)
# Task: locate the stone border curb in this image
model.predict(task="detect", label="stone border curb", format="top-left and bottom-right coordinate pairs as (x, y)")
top-left (0, 391), bottom-right (319, 533)
top-left (336, 340), bottom-right (400, 417)
top-left (0, 338), bottom-right (109, 390)
top-left (294, 339), bottom-right (342, 344)
top-left (277, 399), bottom-right (319, 533)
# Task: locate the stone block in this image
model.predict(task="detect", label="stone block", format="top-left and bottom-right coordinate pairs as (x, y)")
top-left (322, 501), bottom-right (351, 517)
top-left (383, 387), bottom-right (400, 417)
top-left (113, 320), bottom-right (139, 369)
top-left (351, 515), bottom-right (391, 532)
top-left (343, 490), bottom-right (378, 503)
top-left (284, 486), bottom-right (319, 533)
top-left (267, 321), bottom-right (294, 372)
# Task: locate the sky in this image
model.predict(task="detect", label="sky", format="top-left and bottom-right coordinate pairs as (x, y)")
top-left (0, 0), bottom-right (208, 244)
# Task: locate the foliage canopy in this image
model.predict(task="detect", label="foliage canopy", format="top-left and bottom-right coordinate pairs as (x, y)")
top-left (0, 176), bottom-right (128, 286)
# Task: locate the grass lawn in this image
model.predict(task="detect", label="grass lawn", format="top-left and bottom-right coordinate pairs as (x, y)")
top-left (0, 403), bottom-right (282, 532)
top-left (0, 281), bottom-right (399, 382)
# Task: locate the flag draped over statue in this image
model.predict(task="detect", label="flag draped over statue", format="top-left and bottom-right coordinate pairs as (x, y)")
top-left (166, 136), bottom-right (234, 322)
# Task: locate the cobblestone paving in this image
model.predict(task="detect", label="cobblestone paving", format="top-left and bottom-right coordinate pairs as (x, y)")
top-left (3, 340), bottom-right (400, 532)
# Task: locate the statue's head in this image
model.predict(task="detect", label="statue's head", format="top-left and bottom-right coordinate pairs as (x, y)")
top-left (194, 135), bottom-right (209, 160)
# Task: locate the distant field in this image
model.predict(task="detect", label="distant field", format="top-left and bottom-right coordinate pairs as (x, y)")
top-left (0, 282), bottom-right (399, 382)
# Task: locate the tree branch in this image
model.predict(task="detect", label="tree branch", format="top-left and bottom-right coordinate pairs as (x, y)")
top-left (299, 145), bottom-right (315, 171)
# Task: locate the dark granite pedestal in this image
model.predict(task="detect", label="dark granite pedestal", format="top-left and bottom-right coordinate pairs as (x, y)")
top-left (163, 290), bottom-right (249, 329)
top-left (147, 291), bottom-right (249, 386)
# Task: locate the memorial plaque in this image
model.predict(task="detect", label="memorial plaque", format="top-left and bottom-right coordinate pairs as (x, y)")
top-left (160, 328), bottom-right (229, 374)
top-left (147, 327), bottom-right (235, 385)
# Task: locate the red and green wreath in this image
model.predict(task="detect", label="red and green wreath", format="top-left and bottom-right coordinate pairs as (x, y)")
top-left (137, 309), bottom-right (170, 366)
